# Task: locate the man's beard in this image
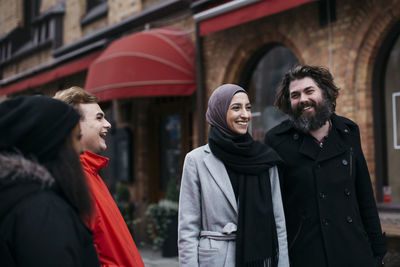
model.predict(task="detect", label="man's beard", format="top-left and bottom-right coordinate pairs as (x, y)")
top-left (289, 98), bottom-right (333, 133)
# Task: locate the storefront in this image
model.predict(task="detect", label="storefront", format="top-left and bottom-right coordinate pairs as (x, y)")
top-left (192, 0), bottom-right (400, 256)
top-left (84, 27), bottom-right (195, 202)
top-left (0, 0), bottom-right (196, 243)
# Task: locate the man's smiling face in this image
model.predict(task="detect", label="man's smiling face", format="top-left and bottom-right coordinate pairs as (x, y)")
top-left (79, 103), bottom-right (111, 154)
top-left (289, 77), bottom-right (332, 132)
top-left (289, 77), bottom-right (324, 119)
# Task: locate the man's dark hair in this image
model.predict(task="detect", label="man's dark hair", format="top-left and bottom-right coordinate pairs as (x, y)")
top-left (43, 135), bottom-right (93, 223)
top-left (274, 65), bottom-right (340, 114)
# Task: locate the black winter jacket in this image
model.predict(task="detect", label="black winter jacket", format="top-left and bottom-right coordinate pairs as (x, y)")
top-left (265, 114), bottom-right (386, 267)
top-left (0, 153), bottom-right (99, 267)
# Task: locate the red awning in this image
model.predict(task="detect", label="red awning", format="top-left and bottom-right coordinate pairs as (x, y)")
top-left (198, 0), bottom-right (317, 36)
top-left (84, 28), bottom-right (195, 101)
top-left (0, 51), bottom-right (100, 95)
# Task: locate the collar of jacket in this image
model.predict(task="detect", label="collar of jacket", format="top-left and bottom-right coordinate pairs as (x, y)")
top-left (0, 153), bottom-right (54, 187)
top-left (272, 113), bottom-right (356, 135)
top-left (203, 144), bottom-right (238, 214)
top-left (80, 151), bottom-right (109, 174)
top-left (0, 153), bottom-right (55, 222)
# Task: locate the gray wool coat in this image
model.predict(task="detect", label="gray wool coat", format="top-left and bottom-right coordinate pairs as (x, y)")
top-left (178, 144), bottom-right (289, 267)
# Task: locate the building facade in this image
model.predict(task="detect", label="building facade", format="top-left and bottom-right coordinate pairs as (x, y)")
top-left (0, 0), bottom-right (196, 242)
top-left (193, 0), bottom-right (400, 257)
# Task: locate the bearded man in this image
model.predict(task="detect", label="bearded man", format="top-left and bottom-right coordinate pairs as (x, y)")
top-left (265, 65), bottom-right (386, 267)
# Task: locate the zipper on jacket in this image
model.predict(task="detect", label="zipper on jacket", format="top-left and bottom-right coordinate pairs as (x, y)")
top-left (350, 147), bottom-right (353, 177)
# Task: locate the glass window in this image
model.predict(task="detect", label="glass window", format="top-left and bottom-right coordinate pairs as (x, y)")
top-left (82, 0), bottom-right (108, 26)
top-left (87, 0), bottom-right (106, 12)
top-left (159, 114), bottom-right (181, 191)
top-left (243, 45), bottom-right (298, 141)
top-left (384, 33), bottom-right (400, 203)
top-left (24, 0), bottom-right (41, 24)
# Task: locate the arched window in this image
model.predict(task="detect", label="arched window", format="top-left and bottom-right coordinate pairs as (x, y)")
top-left (373, 21), bottom-right (400, 203)
top-left (240, 44), bottom-right (298, 141)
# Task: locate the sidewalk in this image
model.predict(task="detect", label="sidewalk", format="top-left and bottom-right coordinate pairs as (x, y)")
top-left (137, 245), bottom-right (400, 267)
top-left (138, 246), bottom-right (179, 267)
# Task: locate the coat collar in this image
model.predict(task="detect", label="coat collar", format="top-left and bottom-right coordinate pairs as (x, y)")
top-left (273, 113), bottom-right (355, 135)
top-left (0, 153), bottom-right (54, 187)
top-left (80, 151), bottom-right (109, 173)
top-left (314, 125), bottom-right (347, 162)
top-left (0, 153), bottom-right (55, 221)
top-left (330, 113), bottom-right (356, 134)
top-left (276, 113), bottom-right (351, 161)
top-left (203, 144), bottom-right (238, 214)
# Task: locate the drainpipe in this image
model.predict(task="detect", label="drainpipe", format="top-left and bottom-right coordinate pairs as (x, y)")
top-left (195, 22), bottom-right (206, 146)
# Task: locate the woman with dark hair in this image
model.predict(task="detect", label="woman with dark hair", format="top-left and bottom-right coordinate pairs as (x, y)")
top-left (178, 84), bottom-right (289, 267)
top-left (0, 95), bottom-right (99, 267)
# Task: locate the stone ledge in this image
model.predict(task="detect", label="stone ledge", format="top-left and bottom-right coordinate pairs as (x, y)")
top-left (379, 212), bottom-right (400, 237)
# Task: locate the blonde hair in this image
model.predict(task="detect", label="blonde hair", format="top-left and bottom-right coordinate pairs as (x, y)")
top-left (54, 87), bottom-right (98, 119)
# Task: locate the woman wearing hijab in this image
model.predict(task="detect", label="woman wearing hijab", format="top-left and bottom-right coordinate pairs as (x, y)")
top-left (0, 95), bottom-right (99, 267)
top-left (178, 84), bottom-right (289, 267)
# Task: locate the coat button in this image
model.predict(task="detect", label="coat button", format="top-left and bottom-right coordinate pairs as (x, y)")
top-left (319, 192), bottom-right (327, 199)
top-left (344, 188), bottom-right (351, 196)
top-left (346, 216), bottom-right (353, 223)
top-left (342, 159), bottom-right (348, 166)
top-left (293, 133), bottom-right (299, 140)
top-left (344, 128), bottom-right (349, 133)
top-left (322, 219), bottom-right (329, 226)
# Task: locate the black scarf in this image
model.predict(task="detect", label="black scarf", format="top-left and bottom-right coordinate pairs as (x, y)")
top-left (208, 126), bottom-right (282, 267)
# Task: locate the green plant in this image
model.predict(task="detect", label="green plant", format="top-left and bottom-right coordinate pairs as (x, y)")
top-left (165, 176), bottom-right (179, 202)
top-left (146, 177), bottom-right (180, 249)
top-left (146, 199), bottom-right (178, 249)
top-left (116, 183), bottom-right (131, 202)
top-left (115, 183), bottom-right (136, 235)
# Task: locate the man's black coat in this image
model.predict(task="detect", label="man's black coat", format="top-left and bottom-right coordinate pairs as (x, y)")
top-left (265, 113), bottom-right (386, 267)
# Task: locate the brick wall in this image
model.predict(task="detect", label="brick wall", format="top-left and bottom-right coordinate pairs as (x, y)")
top-left (82, 17), bottom-right (108, 36)
top-left (202, 0), bottom-right (400, 185)
top-left (142, 0), bottom-right (163, 10)
top-left (0, 0), bottom-right (22, 36)
top-left (2, 48), bottom-right (53, 78)
top-left (108, 0), bottom-right (141, 24)
top-left (63, 0), bottom-right (84, 45)
top-left (41, 0), bottom-right (59, 12)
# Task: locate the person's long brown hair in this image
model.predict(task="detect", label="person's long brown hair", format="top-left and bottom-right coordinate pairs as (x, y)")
top-left (43, 134), bottom-right (93, 223)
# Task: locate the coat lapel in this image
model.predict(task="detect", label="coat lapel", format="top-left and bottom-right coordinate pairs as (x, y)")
top-left (298, 134), bottom-right (320, 160)
top-left (203, 145), bottom-right (238, 214)
top-left (297, 125), bottom-right (346, 162)
top-left (282, 114), bottom-right (348, 162)
top-left (317, 127), bottom-right (346, 162)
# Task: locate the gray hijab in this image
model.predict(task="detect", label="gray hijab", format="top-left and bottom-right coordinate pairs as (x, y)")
top-left (206, 84), bottom-right (247, 138)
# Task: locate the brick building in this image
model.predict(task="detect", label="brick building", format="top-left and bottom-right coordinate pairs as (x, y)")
top-left (0, 0), bottom-right (196, 242)
top-left (193, 0), bottom-right (400, 259)
top-left (1, 0), bottom-right (400, 257)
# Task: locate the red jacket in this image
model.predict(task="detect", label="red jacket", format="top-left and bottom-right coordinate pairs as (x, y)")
top-left (81, 151), bottom-right (144, 267)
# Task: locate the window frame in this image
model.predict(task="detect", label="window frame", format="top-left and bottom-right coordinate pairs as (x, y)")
top-left (372, 20), bottom-right (400, 205)
top-left (81, 0), bottom-right (108, 26)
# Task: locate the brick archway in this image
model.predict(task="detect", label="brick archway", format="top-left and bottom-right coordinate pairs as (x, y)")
top-left (349, 1), bottom-right (400, 185)
top-left (223, 30), bottom-right (303, 85)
